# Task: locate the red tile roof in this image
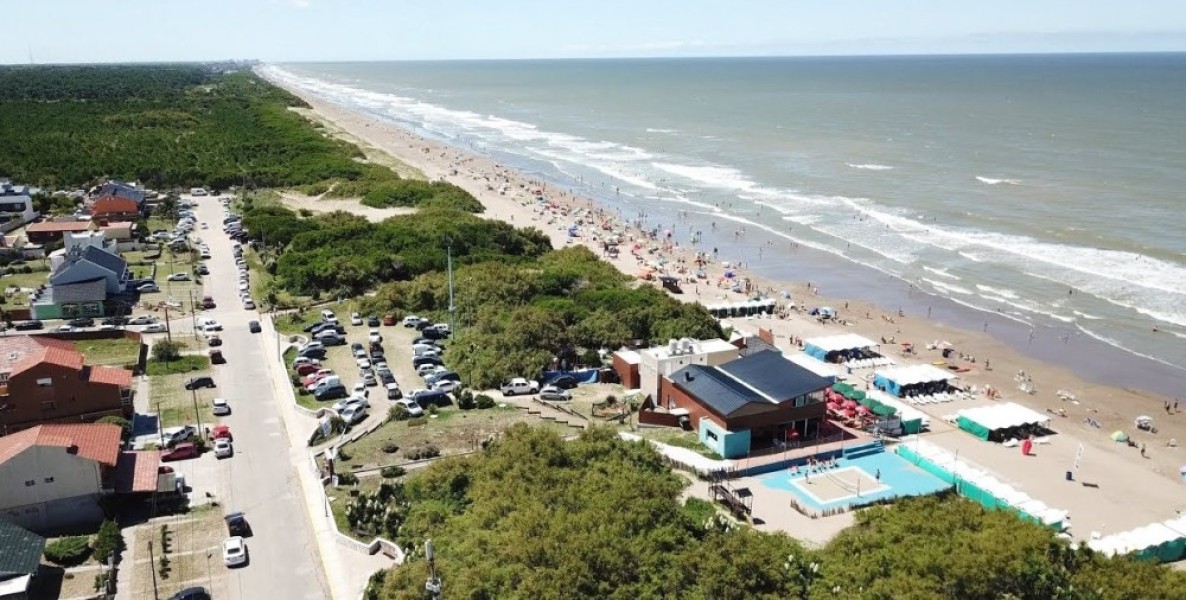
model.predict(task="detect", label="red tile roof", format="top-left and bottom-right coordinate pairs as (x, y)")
top-left (89, 365), bottom-right (133, 388)
top-left (25, 221), bottom-right (93, 233)
top-left (113, 450), bottom-right (161, 493)
top-left (91, 196), bottom-right (140, 215)
top-left (0, 423), bottom-right (122, 467)
top-left (0, 337), bottom-right (84, 377)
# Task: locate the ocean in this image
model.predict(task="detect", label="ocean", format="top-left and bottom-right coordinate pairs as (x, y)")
top-left (261, 54), bottom-right (1186, 396)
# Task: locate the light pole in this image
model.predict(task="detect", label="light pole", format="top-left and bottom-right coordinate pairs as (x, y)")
top-left (190, 388), bottom-right (205, 440)
top-left (206, 551), bottom-right (214, 590)
top-left (147, 539), bottom-right (160, 600)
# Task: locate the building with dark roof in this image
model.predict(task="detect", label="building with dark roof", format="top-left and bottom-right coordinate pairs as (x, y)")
top-left (0, 518), bottom-right (44, 598)
top-left (659, 349), bottom-right (830, 458)
top-left (94, 181), bottom-right (146, 206)
top-left (30, 245), bottom-right (129, 320)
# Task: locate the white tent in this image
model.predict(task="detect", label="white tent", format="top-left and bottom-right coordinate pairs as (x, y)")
top-left (786, 352), bottom-right (843, 380)
top-left (803, 333), bottom-right (878, 353)
top-left (876, 364), bottom-right (955, 387)
top-left (957, 402), bottom-right (1050, 432)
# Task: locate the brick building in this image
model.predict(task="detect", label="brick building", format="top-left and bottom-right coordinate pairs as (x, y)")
top-left (0, 337), bottom-right (133, 433)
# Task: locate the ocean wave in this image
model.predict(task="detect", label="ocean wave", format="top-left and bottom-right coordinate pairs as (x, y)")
top-left (921, 278), bottom-right (974, 296)
top-left (922, 266), bottom-right (960, 280)
top-left (846, 163), bottom-right (894, 171)
top-left (645, 128), bottom-right (679, 134)
top-left (1072, 310), bottom-right (1103, 321)
top-left (974, 284), bottom-right (1019, 299)
top-left (976, 176), bottom-right (1022, 185)
top-left (1075, 325), bottom-right (1186, 371)
top-left (651, 162), bottom-right (761, 194)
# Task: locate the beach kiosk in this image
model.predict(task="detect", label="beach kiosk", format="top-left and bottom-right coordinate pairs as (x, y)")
top-left (803, 333), bottom-right (880, 364)
top-left (956, 402), bottom-right (1051, 442)
top-left (873, 364), bottom-right (955, 397)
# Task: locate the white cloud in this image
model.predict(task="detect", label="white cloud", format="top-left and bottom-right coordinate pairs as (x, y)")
top-left (292, 0), bottom-right (311, 8)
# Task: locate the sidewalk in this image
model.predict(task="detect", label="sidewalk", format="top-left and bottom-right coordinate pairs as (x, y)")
top-left (261, 314), bottom-right (394, 600)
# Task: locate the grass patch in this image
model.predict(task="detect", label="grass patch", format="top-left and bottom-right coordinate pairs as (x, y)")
top-left (0, 269), bottom-right (51, 290)
top-left (324, 477), bottom-right (383, 541)
top-left (639, 429), bottom-right (723, 460)
top-left (283, 348), bottom-right (324, 411)
top-left (74, 338), bottom-right (141, 366)
top-left (340, 405), bottom-right (573, 469)
top-left (681, 497), bottom-right (720, 526)
top-left (146, 355), bottom-right (209, 377)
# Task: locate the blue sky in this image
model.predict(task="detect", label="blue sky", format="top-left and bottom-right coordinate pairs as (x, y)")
top-left (8, 0), bottom-right (1186, 64)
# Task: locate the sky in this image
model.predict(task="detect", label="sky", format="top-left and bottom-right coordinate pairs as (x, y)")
top-left (7, 0), bottom-right (1186, 64)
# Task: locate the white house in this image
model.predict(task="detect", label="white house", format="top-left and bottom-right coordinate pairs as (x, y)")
top-left (637, 338), bottom-right (740, 402)
top-left (0, 424), bottom-right (121, 533)
top-left (0, 181), bottom-right (38, 233)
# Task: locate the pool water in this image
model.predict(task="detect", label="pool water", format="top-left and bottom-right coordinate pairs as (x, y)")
top-left (759, 449), bottom-right (952, 512)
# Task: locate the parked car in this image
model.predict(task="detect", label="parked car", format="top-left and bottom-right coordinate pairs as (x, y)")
top-left (409, 388), bottom-right (449, 407)
top-left (412, 355), bottom-right (443, 369)
top-left (332, 396), bottom-right (368, 413)
top-left (167, 273), bottom-right (190, 282)
top-left (161, 425), bottom-right (198, 447)
top-left (392, 398), bottom-right (423, 417)
top-left (298, 347), bottom-right (327, 360)
top-left (222, 536), bottom-right (248, 567)
top-left (208, 335), bottom-right (223, 347)
top-left (351, 343), bottom-right (367, 359)
top-left (225, 512), bottom-right (251, 537)
top-left (383, 314), bottom-right (396, 326)
top-left (500, 378), bottom-right (540, 396)
top-left (67, 317), bottom-right (95, 327)
top-left (385, 382), bottom-right (403, 400)
top-left (313, 384), bottom-right (348, 401)
top-left (184, 376), bottom-right (216, 390)
top-left (55, 324), bottom-right (77, 333)
top-left (248, 320), bottom-right (261, 333)
top-left (539, 385), bottom-right (572, 401)
top-left (211, 424), bottom-right (233, 441)
top-left (321, 309), bottom-right (337, 323)
top-left (197, 264), bottom-right (209, 275)
top-left (419, 327), bottom-right (446, 340)
top-left (101, 316), bottom-right (129, 326)
top-left (127, 315), bottom-right (156, 325)
top-left (355, 357), bottom-right (372, 370)
top-left (143, 323), bottom-right (167, 333)
top-left (300, 341), bottom-right (325, 353)
top-left (379, 370), bottom-right (396, 385)
top-left (340, 405), bottom-right (367, 424)
top-left (417, 364), bottom-right (447, 378)
top-left (168, 587), bottom-right (211, 600)
top-left (402, 315), bottom-right (424, 328)
top-left (431, 379), bottom-right (461, 393)
top-left (366, 315), bottom-right (381, 328)
top-left (352, 382), bottom-right (369, 398)
top-left (426, 371), bottom-right (460, 387)
top-left (295, 363), bottom-right (322, 376)
top-left (162, 443), bottom-right (200, 462)
top-left (302, 369), bottom-right (336, 385)
top-left (137, 283), bottom-right (160, 293)
top-left (209, 349), bottom-right (225, 364)
top-left (291, 356), bottom-right (319, 368)
top-left (212, 397), bottom-right (230, 415)
top-left (350, 312), bottom-right (363, 326)
top-left (201, 296), bottom-right (216, 309)
top-left (242, 298), bottom-right (256, 310)
top-left (214, 438), bottom-right (233, 458)
top-left (361, 370), bottom-right (378, 387)
top-left (546, 374), bottom-right (579, 390)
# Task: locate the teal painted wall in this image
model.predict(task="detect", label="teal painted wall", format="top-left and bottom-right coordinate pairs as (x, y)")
top-left (699, 418), bottom-right (751, 459)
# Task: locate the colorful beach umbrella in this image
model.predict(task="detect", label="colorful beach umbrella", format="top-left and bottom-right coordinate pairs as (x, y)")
top-left (1110, 431), bottom-right (1129, 442)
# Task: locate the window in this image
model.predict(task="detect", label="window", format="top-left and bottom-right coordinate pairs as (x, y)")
top-left (41, 400), bottom-right (56, 412)
top-left (24, 480), bottom-right (34, 487)
top-left (44, 477), bottom-right (55, 484)
top-left (36, 378), bottom-right (53, 387)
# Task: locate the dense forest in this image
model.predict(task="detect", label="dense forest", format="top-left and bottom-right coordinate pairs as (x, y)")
top-left (0, 64), bottom-right (478, 209)
top-left (364, 426), bottom-right (1186, 600)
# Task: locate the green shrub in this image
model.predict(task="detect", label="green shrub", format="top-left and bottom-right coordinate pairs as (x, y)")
top-left (96, 416), bottom-right (132, 441)
top-left (92, 519), bottom-right (122, 563)
top-left (402, 444), bottom-right (440, 461)
top-left (336, 472), bottom-right (358, 486)
top-left (44, 536), bottom-right (91, 566)
top-left (380, 466), bottom-right (406, 479)
top-left (457, 391), bottom-right (476, 410)
top-left (475, 394), bottom-right (496, 410)
top-left (382, 443), bottom-right (399, 454)
top-left (388, 404), bottom-right (412, 422)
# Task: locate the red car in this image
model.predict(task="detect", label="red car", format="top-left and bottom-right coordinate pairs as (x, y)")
top-left (212, 424), bottom-right (233, 441)
top-left (202, 296), bottom-right (216, 309)
top-left (302, 370), bottom-right (335, 386)
top-left (162, 443), bottom-right (200, 462)
top-left (295, 363), bottom-right (321, 376)
top-left (382, 314), bottom-right (396, 326)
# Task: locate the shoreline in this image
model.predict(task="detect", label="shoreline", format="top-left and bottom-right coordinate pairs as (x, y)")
top-left (266, 75), bottom-right (1186, 488)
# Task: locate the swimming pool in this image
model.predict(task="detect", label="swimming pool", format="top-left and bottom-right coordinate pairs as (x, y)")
top-left (759, 448), bottom-right (951, 512)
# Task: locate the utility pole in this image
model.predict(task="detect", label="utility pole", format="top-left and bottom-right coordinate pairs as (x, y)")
top-left (424, 539), bottom-right (442, 600)
top-left (188, 290), bottom-right (197, 341)
top-left (446, 244), bottom-right (456, 337)
top-left (155, 400), bottom-right (165, 446)
top-left (162, 303), bottom-right (172, 344)
top-left (190, 388), bottom-right (204, 440)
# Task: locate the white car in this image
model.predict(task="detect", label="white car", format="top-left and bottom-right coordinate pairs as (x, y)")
top-left (242, 298), bottom-right (256, 310)
top-left (393, 398), bottom-right (424, 418)
top-left (340, 405), bottom-right (366, 424)
top-left (300, 341), bottom-right (324, 353)
top-left (538, 385), bottom-right (572, 401)
top-left (214, 438), bottom-right (233, 458)
top-left (368, 329), bottom-right (382, 344)
top-left (128, 315), bottom-right (157, 325)
top-left (222, 536), bottom-right (247, 566)
top-left (434, 323), bottom-right (451, 334)
top-left (500, 378), bottom-right (540, 396)
top-left (432, 379), bottom-right (461, 393)
top-left (355, 358), bottom-right (372, 370)
top-left (142, 323), bottom-right (167, 333)
top-left (418, 364), bottom-right (446, 378)
top-left (137, 283), bottom-right (160, 293)
top-left (351, 382), bottom-right (369, 398)
top-left (350, 312), bottom-right (363, 326)
top-left (212, 397), bottom-right (230, 415)
top-left (238, 282), bottom-right (249, 293)
top-left (321, 310), bottom-right (337, 323)
top-left (166, 273), bottom-right (190, 282)
top-left (402, 315), bottom-right (423, 327)
top-left (56, 324), bottom-right (76, 333)
top-left (332, 396), bottom-right (368, 413)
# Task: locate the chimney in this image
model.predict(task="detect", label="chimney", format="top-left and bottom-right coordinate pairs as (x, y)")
top-left (684, 371), bottom-right (693, 382)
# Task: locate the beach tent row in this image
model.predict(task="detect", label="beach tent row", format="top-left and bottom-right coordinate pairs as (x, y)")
top-left (956, 402), bottom-right (1050, 441)
top-left (864, 389), bottom-right (929, 434)
top-left (700, 298), bottom-right (777, 318)
top-left (873, 364), bottom-right (953, 397)
top-left (803, 334), bottom-right (877, 361)
top-left (1086, 515), bottom-right (1186, 563)
top-left (785, 352), bottom-right (843, 382)
top-left (896, 438), bottom-right (1069, 531)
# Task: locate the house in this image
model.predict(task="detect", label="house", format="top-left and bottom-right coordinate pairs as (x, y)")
top-left (23, 220), bottom-right (134, 245)
top-left (30, 245), bottom-right (130, 319)
top-left (93, 181), bottom-right (145, 207)
top-left (0, 518), bottom-right (44, 600)
top-left (90, 196), bottom-right (142, 221)
top-left (0, 423), bottom-right (121, 533)
top-left (623, 338), bottom-right (740, 402)
top-left (0, 336), bottom-right (134, 433)
top-left (658, 349), bottom-right (831, 459)
top-left (0, 182), bottom-right (38, 234)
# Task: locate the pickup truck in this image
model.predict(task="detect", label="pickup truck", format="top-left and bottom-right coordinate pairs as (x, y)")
top-left (500, 378), bottom-right (539, 396)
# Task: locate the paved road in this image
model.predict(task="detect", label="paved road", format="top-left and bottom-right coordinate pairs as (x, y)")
top-left (192, 196), bottom-right (330, 600)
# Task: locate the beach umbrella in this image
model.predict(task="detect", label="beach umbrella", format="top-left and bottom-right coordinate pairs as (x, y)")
top-left (856, 405), bottom-right (871, 415)
top-left (1110, 431), bottom-right (1129, 443)
top-left (819, 306), bottom-right (835, 316)
top-left (844, 408), bottom-right (857, 418)
top-left (724, 271), bottom-right (735, 279)
top-left (843, 400), bottom-right (858, 409)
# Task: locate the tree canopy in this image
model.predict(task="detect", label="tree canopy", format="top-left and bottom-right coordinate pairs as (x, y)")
top-left (364, 426), bottom-right (1186, 600)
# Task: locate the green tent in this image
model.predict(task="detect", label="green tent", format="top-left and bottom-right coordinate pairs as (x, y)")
top-left (872, 404), bottom-right (896, 417)
top-left (957, 415), bottom-right (992, 441)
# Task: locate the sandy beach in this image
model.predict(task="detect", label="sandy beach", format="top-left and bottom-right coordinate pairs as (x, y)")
top-left (268, 80), bottom-right (1186, 537)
